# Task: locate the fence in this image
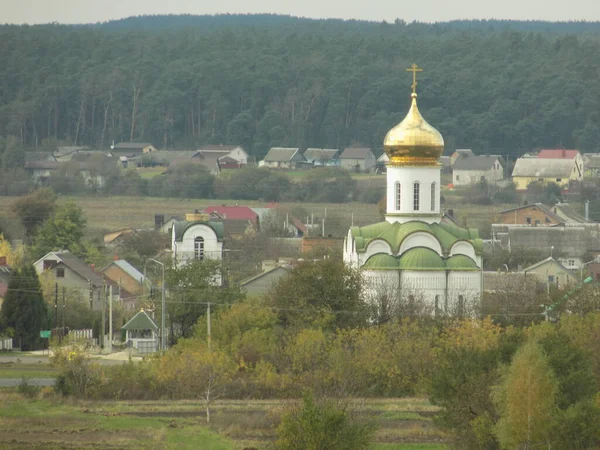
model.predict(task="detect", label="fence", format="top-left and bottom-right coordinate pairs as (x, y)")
top-left (0, 338), bottom-right (13, 351)
top-left (68, 329), bottom-right (94, 345)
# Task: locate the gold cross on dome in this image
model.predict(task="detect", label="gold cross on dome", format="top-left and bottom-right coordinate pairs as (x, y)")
top-left (406, 63), bottom-right (423, 94)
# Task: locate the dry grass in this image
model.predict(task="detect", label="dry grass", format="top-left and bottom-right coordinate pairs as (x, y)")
top-left (0, 392), bottom-right (448, 449)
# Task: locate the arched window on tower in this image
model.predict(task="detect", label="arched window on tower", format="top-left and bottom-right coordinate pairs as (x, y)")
top-left (431, 182), bottom-right (436, 211)
top-left (395, 182), bottom-right (401, 210)
top-left (413, 182), bottom-right (420, 211)
top-left (194, 236), bottom-right (205, 260)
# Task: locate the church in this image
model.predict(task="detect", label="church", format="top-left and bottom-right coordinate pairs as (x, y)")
top-left (343, 65), bottom-right (483, 316)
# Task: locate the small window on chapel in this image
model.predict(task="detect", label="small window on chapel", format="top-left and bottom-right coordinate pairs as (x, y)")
top-left (413, 182), bottom-right (420, 211)
top-left (396, 182), bottom-right (401, 210)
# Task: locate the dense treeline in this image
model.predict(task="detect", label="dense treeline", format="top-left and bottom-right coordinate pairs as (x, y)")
top-left (1, 16), bottom-right (600, 160)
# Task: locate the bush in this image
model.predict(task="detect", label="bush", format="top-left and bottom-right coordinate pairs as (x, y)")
top-left (275, 391), bottom-right (377, 450)
top-left (18, 378), bottom-right (40, 399)
top-left (357, 186), bottom-right (384, 204)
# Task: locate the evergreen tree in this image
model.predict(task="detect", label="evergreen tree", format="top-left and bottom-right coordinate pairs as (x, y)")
top-left (0, 266), bottom-right (48, 350)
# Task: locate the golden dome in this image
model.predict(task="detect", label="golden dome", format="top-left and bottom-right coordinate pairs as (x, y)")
top-left (383, 93), bottom-right (444, 166)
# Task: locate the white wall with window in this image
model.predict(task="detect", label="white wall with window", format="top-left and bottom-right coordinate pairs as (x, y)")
top-left (172, 223), bottom-right (223, 267)
top-left (385, 165), bottom-right (441, 224)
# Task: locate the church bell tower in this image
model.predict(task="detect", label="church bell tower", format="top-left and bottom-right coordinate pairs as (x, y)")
top-left (384, 64), bottom-right (444, 224)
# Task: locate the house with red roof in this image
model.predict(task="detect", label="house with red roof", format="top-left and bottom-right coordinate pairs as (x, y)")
top-left (537, 149), bottom-right (584, 180)
top-left (203, 205), bottom-right (260, 237)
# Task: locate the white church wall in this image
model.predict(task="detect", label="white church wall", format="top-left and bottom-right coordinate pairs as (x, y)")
top-left (400, 271), bottom-right (446, 312)
top-left (385, 166), bottom-right (441, 224)
top-left (449, 241), bottom-right (478, 264)
top-left (362, 270), bottom-right (400, 301)
top-left (399, 233), bottom-right (443, 256)
top-left (447, 271), bottom-right (481, 316)
top-left (361, 239), bottom-right (394, 262)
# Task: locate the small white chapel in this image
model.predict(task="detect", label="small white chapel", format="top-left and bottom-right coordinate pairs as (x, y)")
top-left (343, 65), bottom-right (483, 316)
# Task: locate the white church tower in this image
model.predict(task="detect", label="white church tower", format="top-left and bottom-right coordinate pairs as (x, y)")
top-left (344, 64), bottom-right (483, 317)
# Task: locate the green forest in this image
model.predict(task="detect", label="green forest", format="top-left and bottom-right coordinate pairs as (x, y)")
top-left (1, 15), bottom-right (600, 159)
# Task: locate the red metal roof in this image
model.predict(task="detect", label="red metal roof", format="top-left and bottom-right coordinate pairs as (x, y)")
top-left (204, 205), bottom-right (258, 222)
top-left (538, 149), bottom-right (580, 159)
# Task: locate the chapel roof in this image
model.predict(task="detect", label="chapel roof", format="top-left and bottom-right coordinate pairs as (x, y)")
top-left (350, 220), bottom-right (482, 256)
top-left (172, 220), bottom-right (224, 242)
top-left (363, 247), bottom-right (480, 271)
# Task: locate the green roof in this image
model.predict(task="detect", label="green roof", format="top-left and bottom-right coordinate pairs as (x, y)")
top-left (362, 248), bottom-right (479, 271)
top-left (445, 254), bottom-right (480, 271)
top-left (363, 254), bottom-right (399, 270)
top-left (399, 248), bottom-right (446, 270)
top-left (351, 220), bottom-right (482, 255)
top-left (173, 220), bottom-right (224, 242)
top-left (122, 310), bottom-right (158, 331)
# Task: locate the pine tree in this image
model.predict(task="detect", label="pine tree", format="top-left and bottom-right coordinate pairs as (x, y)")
top-left (0, 266), bottom-right (48, 350)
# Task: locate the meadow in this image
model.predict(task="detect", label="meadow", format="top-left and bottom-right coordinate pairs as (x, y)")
top-left (0, 390), bottom-right (448, 449)
top-left (0, 192), bottom-right (513, 239)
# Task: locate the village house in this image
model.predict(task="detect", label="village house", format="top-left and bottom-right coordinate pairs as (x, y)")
top-left (303, 148), bottom-right (340, 166)
top-left (522, 257), bottom-right (578, 289)
top-left (103, 228), bottom-right (135, 245)
top-left (101, 259), bottom-right (148, 301)
top-left (538, 149), bottom-right (584, 176)
top-left (196, 145), bottom-right (249, 165)
top-left (338, 147), bottom-right (376, 172)
top-left (155, 214), bottom-right (183, 236)
top-left (491, 224), bottom-right (600, 271)
top-left (495, 203), bottom-right (564, 226)
top-left (204, 205), bottom-right (260, 238)
top-left (260, 147), bottom-right (306, 169)
top-left (33, 251), bottom-right (116, 311)
top-left (239, 260), bottom-right (292, 296)
top-left (110, 142), bottom-right (157, 157)
top-left (512, 155), bottom-right (582, 190)
top-left (584, 154), bottom-right (600, 177)
top-left (495, 202), bottom-right (591, 227)
top-left (452, 155), bottom-right (505, 186)
top-left (450, 149), bottom-right (474, 166)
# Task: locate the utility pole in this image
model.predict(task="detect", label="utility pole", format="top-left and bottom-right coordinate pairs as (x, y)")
top-left (207, 301), bottom-right (211, 352)
top-left (149, 259), bottom-right (165, 352)
top-left (108, 285), bottom-right (113, 353)
top-left (101, 281), bottom-right (106, 349)
top-left (62, 287), bottom-right (66, 330)
top-left (88, 279), bottom-right (93, 309)
top-left (54, 282), bottom-right (58, 328)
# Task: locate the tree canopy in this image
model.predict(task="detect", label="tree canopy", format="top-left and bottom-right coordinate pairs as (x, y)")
top-left (2, 16), bottom-right (600, 159)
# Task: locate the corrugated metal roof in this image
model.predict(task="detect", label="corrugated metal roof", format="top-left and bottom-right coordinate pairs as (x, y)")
top-left (263, 147), bottom-right (301, 162)
top-left (304, 148), bottom-right (339, 161)
top-left (453, 155), bottom-right (503, 171)
top-left (512, 157), bottom-right (574, 178)
top-left (109, 260), bottom-right (146, 284)
top-left (340, 148), bottom-right (373, 159)
top-left (113, 142), bottom-right (153, 150)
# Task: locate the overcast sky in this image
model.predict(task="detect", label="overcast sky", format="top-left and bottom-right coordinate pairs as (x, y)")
top-left (2, 0), bottom-right (600, 24)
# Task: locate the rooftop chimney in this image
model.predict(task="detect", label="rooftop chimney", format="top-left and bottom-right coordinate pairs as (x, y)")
top-left (114, 254), bottom-right (119, 261)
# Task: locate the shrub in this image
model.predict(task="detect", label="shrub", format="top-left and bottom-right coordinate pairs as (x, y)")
top-left (275, 391), bottom-right (377, 450)
top-left (18, 378), bottom-right (40, 399)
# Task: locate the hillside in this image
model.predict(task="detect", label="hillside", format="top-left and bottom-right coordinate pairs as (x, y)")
top-left (1, 14), bottom-right (600, 159)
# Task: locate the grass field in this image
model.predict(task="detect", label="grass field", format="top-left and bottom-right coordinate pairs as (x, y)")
top-left (0, 362), bottom-right (58, 379)
top-left (0, 392), bottom-right (448, 449)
